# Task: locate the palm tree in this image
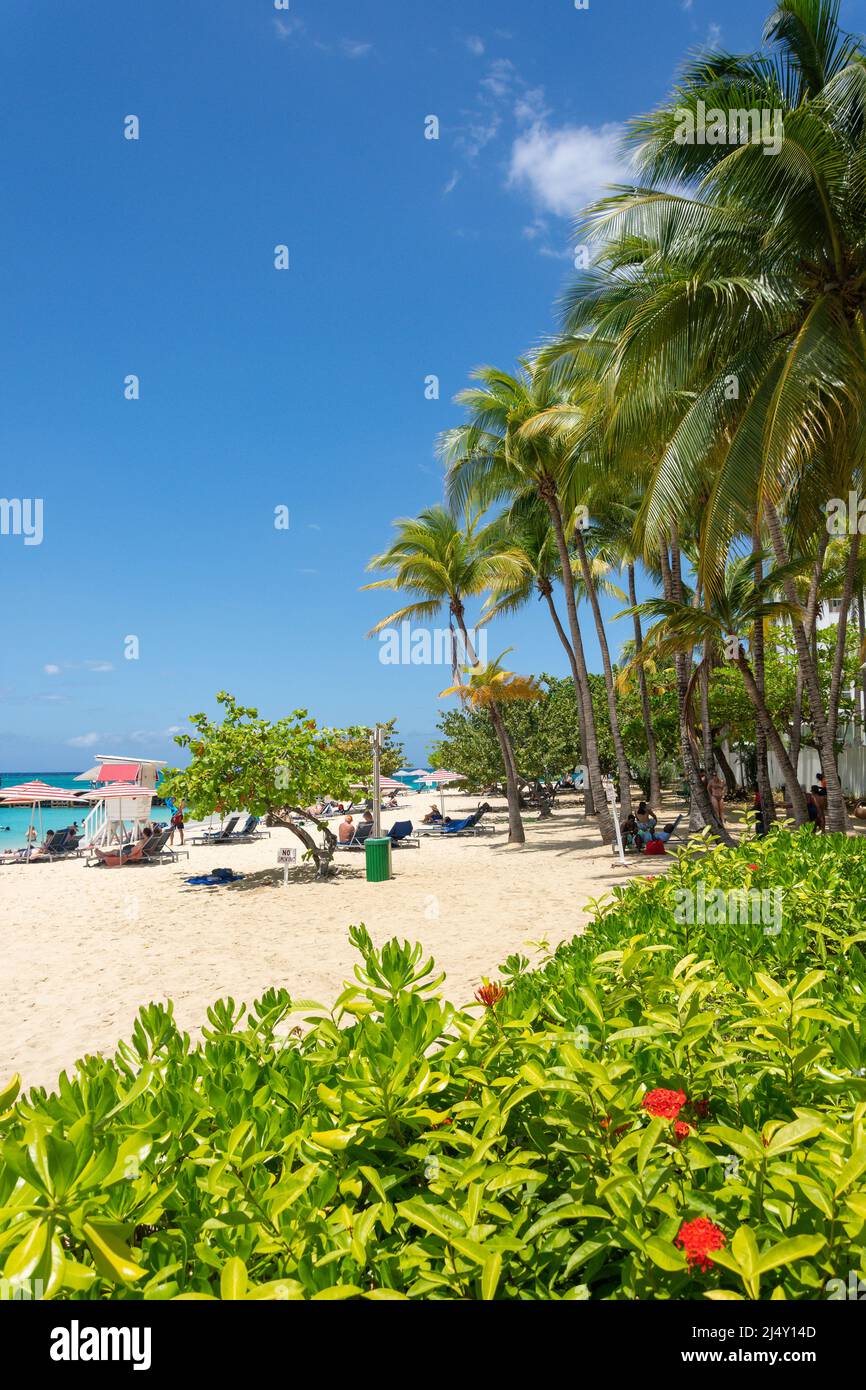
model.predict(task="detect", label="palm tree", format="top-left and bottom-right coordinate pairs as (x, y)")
top-left (481, 498), bottom-right (627, 814)
top-left (624, 552), bottom-right (810, 827)
top-left (559, 0), bottom-right (866, 830)
top-left (362, 506), bottom-right (528, 844)
top-left (440, 365), bottom-right (619, 842)
top-left (441, 652), bottom-right (543, 845)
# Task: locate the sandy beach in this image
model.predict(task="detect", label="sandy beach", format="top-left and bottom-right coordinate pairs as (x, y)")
top-left (1, 790), bottom-right (665, 1091)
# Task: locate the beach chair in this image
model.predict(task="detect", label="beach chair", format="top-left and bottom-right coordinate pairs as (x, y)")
top-left (228, 815), bottom-right (270, 842)
top-left (190, 815), bottom-right (240, 845)
top-left (136, 829), bottom-right (190, 865)
top-left (85, 839), bottom-right (147, 868)
top-left (335, 817), bottom-right (375, 850)
top-left (418, 806), bottom-right (494, 837)
top-left (388, 820), bottom-right (419, 849)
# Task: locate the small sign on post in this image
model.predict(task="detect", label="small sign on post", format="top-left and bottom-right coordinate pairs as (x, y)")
top-left (278, 847), bottom-right (297, 886)
top-left (604, 781), bottom-right (627, 867)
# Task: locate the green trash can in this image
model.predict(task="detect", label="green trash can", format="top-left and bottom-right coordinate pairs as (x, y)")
top-left (365, 837), bottom-right (392, 883)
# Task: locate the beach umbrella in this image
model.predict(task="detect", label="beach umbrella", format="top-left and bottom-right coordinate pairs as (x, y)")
top-left (421, 769), bottom-right (465, 816)
top-left (0, 780), bottom-right (82, 859)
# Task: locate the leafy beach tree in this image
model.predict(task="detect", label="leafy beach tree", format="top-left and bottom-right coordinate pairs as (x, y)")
top-left (159, 693), bottom-right (373, 879)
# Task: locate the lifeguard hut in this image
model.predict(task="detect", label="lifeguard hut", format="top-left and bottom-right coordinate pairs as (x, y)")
top-left (75, 756), bottom-right (167, 849)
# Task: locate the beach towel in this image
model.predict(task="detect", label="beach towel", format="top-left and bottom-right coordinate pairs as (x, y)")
top-left (185, 867), bottom-right (246, 886)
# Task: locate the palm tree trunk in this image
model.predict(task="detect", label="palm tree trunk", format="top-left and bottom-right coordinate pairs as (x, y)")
top-left (665, 529), bottom-right (735, 844)
top-left (627, 563), bottom-right (662, 806)
top-left (542, 491), bottom-right (614, 843)
top-left (828, 532), bottom-right (860, 748)
top-left (453, 605), bottom-right (525, 845)
top-left (488, 702), bottom-right (525, 845)
top-left (700, 647), bottom-right (715, 774)
top-left (751, 525), bottom-right (777, 825)
top-left (858, 589), bottom-right (866, 739)
top-left (789, 536), bottom-right (827, 780)
top-left (735, 657), bottom-right (809, 822)
top-left (764, 500), bottom-right (848, 832)
top-left (713, 741), bottom-right (738, 796)
top-left (574, 529), bottom-right (633, 817)
top-left (543, 586), bottom-right (595, 815)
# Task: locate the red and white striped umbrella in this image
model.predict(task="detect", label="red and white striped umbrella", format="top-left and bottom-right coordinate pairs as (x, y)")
top-left (0, 781), bottom-right (82, 861)
top-left (0, 780), bottom-right (81, 803)
top-left (77, 783), bottom-right (153, 800)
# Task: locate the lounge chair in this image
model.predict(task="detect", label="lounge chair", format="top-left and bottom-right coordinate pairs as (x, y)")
top-left (229, 815), bottom-right (270, 842)
top-left (189, 815), bottom-right (241, 845)
top-left (85, 839), bottom-right (148, 868)
top-left (135, 829), bottom-right (190, 865)
top-left (334, 822), bottom-right (375, 851)
top-left (418, 805), bottom-right (494, 837)
top-left (388, 820), bottom-right (419, 849)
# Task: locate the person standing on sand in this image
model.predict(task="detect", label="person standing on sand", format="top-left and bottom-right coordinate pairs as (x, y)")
top-left (708, 771), bottom-right (726, 826)
top-left (170, 805), bottom-right (185, 846)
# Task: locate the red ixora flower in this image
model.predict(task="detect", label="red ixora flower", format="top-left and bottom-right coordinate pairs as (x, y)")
top-left (673, 1121), bottom-right (692, 1142)
top-left (475, 982), bottom-right (506, 1009)
top-left (642, 1088), bottom-right (687, 1120)
top-left (676, 1217), bottom-right (726, 1272)
top-left (747, 864), bottom-right (759, 872)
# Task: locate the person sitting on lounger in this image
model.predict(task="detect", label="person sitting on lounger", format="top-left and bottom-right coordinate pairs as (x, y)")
top-left (422, 805), bottom-right (442, 825)
top-left (361, 810), bottom-right (374, 828)
top-left (634, 803), bottom-right (657, 842)
top-left (338, 815), bottom-right (355, 844)
top-left (620, 815), bottom-right (641, 850)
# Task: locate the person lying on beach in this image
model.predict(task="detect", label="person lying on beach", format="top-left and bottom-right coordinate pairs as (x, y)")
top-left (338, 815), bottom-right (355, 844)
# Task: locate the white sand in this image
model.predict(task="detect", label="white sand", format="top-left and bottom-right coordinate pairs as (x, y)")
top-left (1, 791), bottom-right (664, 1091)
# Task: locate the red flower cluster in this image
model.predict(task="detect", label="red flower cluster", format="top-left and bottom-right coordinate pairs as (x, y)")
top-left (675, 1218), bottom-right (726, 1272)
top-left (747, 863), bottom-right (759, 872)
top-left (475, 982), bottom-right (506, 1009)
top-left (642, 1088), bottom-right (687, 1120)
top-left (673, 1121), bottom-right (692, 1142)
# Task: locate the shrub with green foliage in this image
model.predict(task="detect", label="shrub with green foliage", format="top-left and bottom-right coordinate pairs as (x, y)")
top-left (2, 829), bottom-right (865, 1300)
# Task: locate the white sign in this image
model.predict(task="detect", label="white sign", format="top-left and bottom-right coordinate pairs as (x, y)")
top-left (278, 847), bottom-right (297, 885)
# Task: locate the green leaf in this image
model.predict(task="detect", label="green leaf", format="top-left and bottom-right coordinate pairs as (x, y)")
top-left (481, 1253), bottom-right (502, 1300)
top-left (834, 1143), bottom-right (866, 1197)
top-left (220, 1256), bottom-right (248, 1301)
top-left (83, 1222), bottom-right (147, 1285)
top-left (755, 1235), bottom-right (825, 1276)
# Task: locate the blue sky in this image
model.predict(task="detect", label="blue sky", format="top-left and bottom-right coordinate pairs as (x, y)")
top-left (3, 0), bottom-right (864, 769)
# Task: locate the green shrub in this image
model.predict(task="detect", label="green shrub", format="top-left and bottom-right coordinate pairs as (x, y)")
top-left (2, 827), bottom-right (865, 1300)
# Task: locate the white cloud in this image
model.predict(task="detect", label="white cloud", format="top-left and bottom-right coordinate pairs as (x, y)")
top-left (705, 23), bottom-right (722, 48)
top-left (85, 660), bottom-right (114, 673)
top-left (43, 663), bottom-right (60, 675)
top-left (514, 87), bottom-right (549, 127)
top-left (443, 170), bottom-right (461, 196)
top-left (508, 121), bottom-right (627, 217)
top-left (67, 732), bottom-right (100, 748)
top-left (465, 36), bottom-right (485, 56)
top-left (480, 57), bottom-right (515, 100)
top-left (273, 16), bottom-right (304, 42)
top-left (340, 39), bottom-right (373, 59)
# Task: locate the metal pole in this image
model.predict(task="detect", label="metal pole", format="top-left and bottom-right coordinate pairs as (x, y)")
top-left (372, 725), bottom-right (382, 839)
